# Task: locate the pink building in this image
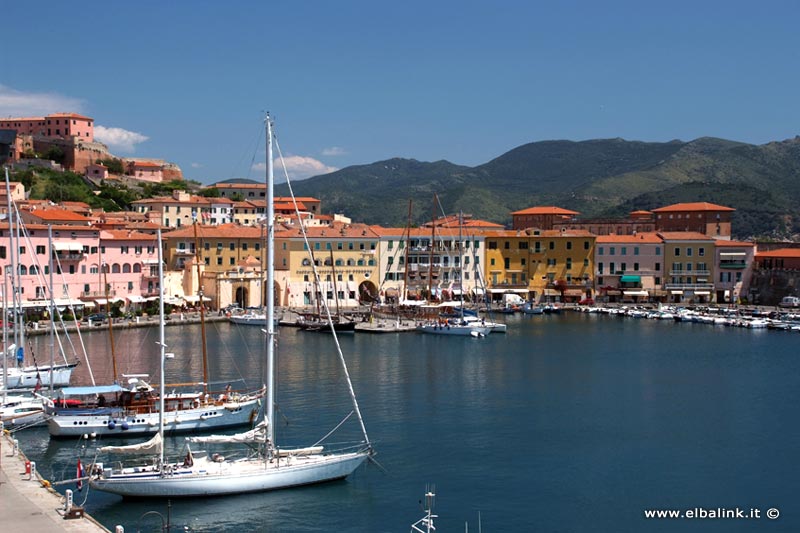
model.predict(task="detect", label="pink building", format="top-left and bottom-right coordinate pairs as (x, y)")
top-left (126, 161), bottom-right (164, 182)
top-left (0, 113), bottom-right (94, 141)
top-left (98, 230), bottom-right (161, 300)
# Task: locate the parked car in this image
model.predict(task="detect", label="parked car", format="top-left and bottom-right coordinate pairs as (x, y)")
top-left (578, 298), bottom-right (595, 306)
top-left (779, 296), bottom-right (800, 308)
top-left (84, 313), bottom-right (108, 323)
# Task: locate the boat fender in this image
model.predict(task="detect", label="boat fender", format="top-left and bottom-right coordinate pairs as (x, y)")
top-left (121, 421), bottom-right (129, 431)
top-left (107, 420), bottom-right (116, 430)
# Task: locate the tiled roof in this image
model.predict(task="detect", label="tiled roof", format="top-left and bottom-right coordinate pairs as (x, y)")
top-left (511, 206), bottom-right (580, 216)
top-left (100, 230), bottom-right (159, 241)
top-left (163, 223), bottom-right (263, 239)
top-left (47, 112), bottom-right (93, 120)
top-left (656, 231), bottom-right (716, 241)
top-left (715, 240), bottom-right (754, 247)
top-left (596, 232), bottom-right (663, 243)
top-left (652, 202), bottom-right (735, 213)
top-left (755, 248), bottom-right (800, 258)
top-left (26, 208), bottom-right (91, 222)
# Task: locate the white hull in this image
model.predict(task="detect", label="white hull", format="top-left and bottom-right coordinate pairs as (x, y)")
top-left (3, 362), bottom-right (77, 389)
top-left (416, 324), bottom-right (491, 336)
top-left (90, 451), bottom-right (367, 498)
top-left (0, 397), bottom-right (45, 427)
top-left (48, 397), bottom-right (261, 438)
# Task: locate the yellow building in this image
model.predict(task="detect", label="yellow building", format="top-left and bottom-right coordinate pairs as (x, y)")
top-left (278, 222), bottom-right (381, 308)
top-left (483, 229), bottom-right (595, 303)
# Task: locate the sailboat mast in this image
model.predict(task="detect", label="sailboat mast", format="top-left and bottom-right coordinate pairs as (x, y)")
top-left (156, 228), bottom-right (166, 468)
top-left (5, 168), bottom-right (20, 366)
top-left (102, 261), bottom-right (118, 382)
top-left (192, 221), bottom-right (209, 395)
top-left (428, 195), bottom-right (436, 301)
top-left (265, 114), bottom-right (276, 447)
top-left (2, 284), bottom-right (6, 401)
top-left (48, 225), bottom-right (55, 394)
top-left (402, 199), bottom-right (412, 302)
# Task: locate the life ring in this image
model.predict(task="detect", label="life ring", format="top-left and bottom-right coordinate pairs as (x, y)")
top-left (192, 399), bottom-right (200, 409)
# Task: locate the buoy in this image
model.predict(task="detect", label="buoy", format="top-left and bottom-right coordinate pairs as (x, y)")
top-left (107, 421), bottom-right (116, 430)
top-left (121, 421), bottom-right (129, 431)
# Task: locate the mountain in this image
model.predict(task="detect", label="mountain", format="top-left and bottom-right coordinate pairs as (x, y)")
top-left (277, 137), bottom-right (800, 239)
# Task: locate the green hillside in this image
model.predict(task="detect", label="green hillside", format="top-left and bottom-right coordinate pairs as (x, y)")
top-left (282, 136), bottom-right (800, 239)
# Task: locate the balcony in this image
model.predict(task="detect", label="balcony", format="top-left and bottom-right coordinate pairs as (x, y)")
top-left (719, 261), bottom-right (746, 269)
top-left (82, 290), bottom-right (117, 297)
top-left (669, 270), bottom-right (711, 277)
top-left (664, 283), bottom-right (714, 291)
top-left (175, 248), bottom-right (196, 255)
top-left (55, 252), bottom-right (83, 261)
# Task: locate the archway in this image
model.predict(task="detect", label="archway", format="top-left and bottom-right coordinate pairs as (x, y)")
top-left (358, 280), bottom-right (379, 303)
top-left (235, 286), bottom-right (249, 308)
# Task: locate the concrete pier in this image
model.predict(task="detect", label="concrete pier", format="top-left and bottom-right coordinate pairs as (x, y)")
top-left (0, 429), bottom-right (110, 532)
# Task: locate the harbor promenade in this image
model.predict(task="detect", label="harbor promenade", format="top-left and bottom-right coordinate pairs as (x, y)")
top-left (0, 429), bottom-right (110, 532)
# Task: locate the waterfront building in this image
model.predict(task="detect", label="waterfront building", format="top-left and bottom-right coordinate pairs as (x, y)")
top-left (18, 205), bottom-right (93, 227)
top-left (712, 240), bottom-right (755, 304)
top-left (595, 233), bottom-right (664, 302)
top-left (0, 113), bottom-right (94, 141)
top-left (374, 225), bottom-right (484, 303)
top-left (97, 230), bottom-right (161, 305)
top-left (210, 182), bottom-right (322, 216)
top-left (279, 222), bottom-right (380, 308)
top-left (652, 202), bottom-right (734, 239)
top-left (483, 228), bottom-right (595, 303)
top-left (554, 210), bottom-right (657, 236)
top-left (754, 248), bottom-right (800, 270)
top-left (659, 232), bottom-right (716, 303)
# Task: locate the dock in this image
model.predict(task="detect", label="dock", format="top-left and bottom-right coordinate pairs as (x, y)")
top-left (0, 428), bottom-right (110, 532)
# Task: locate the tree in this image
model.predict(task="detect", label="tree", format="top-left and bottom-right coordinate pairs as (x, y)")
top-left (198, 187), bottom-right (221, 198)
top-left (43, 146), bottom-right (65, 164)
top-left (96, 158), bottom-right (125, 174)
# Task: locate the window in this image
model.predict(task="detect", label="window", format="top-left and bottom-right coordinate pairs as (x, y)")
top-left (621, 247), bottom-right (627, 255)
top-left (128, 281), bottom-right (133, 291)
top-left (609, 262), bottom-right (615, 274)
top-left (217, 242), bottom-right (223, 251)
top-left (229, 242), bottom-right (235, 251)
top-left (534, 242), bottom-right (541, 253)
top-left (519, 241), bottom-right (528, 250)
top-left (699, 247), bottom-right (705, 257)
top-left (84, 284), bottom-right (90, 293)
top-left (633, 262), bottom-right (639, 271)
top-left (687, 248), bottom-right (693, 257)
top-left (634, 247), bottom-right (639, 256)
top-left (242, 243), bottom-right (248, 251)
top-left (655, 262), bottom-right (661, 271)
top-left (504, 241), bottom-right (510, 250)
top-left (36, 245), bottom-right (46, 255)
top-left (549, 241), bottom-right (555, 250)
top-left (598, 246), bottom-right (604, 256)
top-left (217, 257), bottom-right (223, 265)
top-left (655, 248), bottom-right (661, 256)
top-left (584, 241), bottom-right (590, 250)
top-left (488, 241), bottom-right (497, 250)
top-left (230, 257), bottom-right (235, 265)
top-left (121, 246), bottom-right (129, 254)
top-left (566, 241), bottom-right (572, 250)
top-left (566, 258), bottom-right (572, 270)
top-left (504, 258), bottom-right (510, 269)
top-left (490, 258), bottom-right (495, 266)
top-left (674, 248), bottom-right (681, 256)
top-left (609, 247), bottom-right (616, 255)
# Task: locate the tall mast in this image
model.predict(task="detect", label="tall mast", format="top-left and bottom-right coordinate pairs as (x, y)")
top-left (5, 168), bottom-right (21, 367)
top-left (192, 220), bottom-right (209, 395)
top-left (265, 114), bottom-right (276, 446)
top-left (156, 228), bottom-right (166, 469)
top-left (427, 194), bottom-right (436, 301)
top-left (330, 249), bottom-right (341, 318)
top-left (102, 261), bottom-right (118, 382)
top-left (2, 283), bottom-right (6, 402)
top-left (48, 225), bottom-right (55, 394)
top-left (402, 199), bottom-right (412, 302)
top-left (458, 212), bottom-right (464, 316)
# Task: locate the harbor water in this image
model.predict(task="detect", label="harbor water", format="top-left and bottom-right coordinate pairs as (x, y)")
top-left (12, 312), bottom-right (800, 532)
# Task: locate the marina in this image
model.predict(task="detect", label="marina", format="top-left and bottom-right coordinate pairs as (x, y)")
top-left (6, 311), bottom-right (800, 531)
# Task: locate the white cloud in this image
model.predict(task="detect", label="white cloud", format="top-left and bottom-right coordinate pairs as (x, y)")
top-left (191, 162), bottom-right (203, 168)
top-left (0, 85), bottom-right (85, 117)
top-left (94, 125), bottom-right (149, 153)
top-left (253, 155), bottom-right (338, 182)
top-left (321, 146), bottom-right (347, 156)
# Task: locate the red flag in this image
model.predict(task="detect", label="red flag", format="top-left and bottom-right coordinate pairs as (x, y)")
top-left (76, 459), bottom-right (85, 491)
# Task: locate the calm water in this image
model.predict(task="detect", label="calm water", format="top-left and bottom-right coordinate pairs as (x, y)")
top-left (13, 313), bottom-right (800, 532)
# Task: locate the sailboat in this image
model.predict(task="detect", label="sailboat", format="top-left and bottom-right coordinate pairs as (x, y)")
top-left (416, 212), bottom-right (491, 337)
top-left (46, 229), bottom-right (265, 439)
top-left (88, 113), bottom-right (371, 497)
top-left (2, 168), bottom-right (78, 389)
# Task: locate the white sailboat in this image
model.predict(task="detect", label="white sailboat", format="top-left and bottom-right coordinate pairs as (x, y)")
top-left (3, 168), bottom-right (78, 389)
top-left (89, 114), bottom-right (372, 498)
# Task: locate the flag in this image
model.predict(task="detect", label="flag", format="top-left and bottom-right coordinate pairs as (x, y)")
top-left (76, 459), bottom-right (85, 491)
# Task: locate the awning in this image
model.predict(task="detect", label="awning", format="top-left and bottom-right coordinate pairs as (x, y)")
top-left (94, 298), bottom-right (108, 305)
top-left (564, 289), bottom-right (584, 296)
top-left (82, 301), bottom-right (96, 308)
top-left (128, 295), bottom-right (147, 303)
top-left (606, 290), bottom-right (621, 296)
top-left (182, 295), bottom-right (211, 303)
top-left (623, 290), bottom-right (649, 297)
top-left (142, 259), bottom-right (160, 264)
top-left (543, 289), bottom-right (560, 296)
top-left (60, 384), bottom-right (125, 396)
top-left (694, 291), bottom-right (710, 296)
top-left (471, 288), bottom-right (485, 295)
top-left (720, 252), bottom-right (746, 257)
top-left (620, 275), bottom-right (641, 283)
top-left (52, 242), bottom-right (83, 252)
top-left (670, 290), bottom-right (684, 295)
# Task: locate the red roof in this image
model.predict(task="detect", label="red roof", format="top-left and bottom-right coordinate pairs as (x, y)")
top-left (652, 202), bottom-right (735, 213)
top-left (656, 231), bottom-right (715, 241)
top-left (596, 232), bottom-right (663, 244)
top-left (511, 206), bottom-right (580, 216)
top-left (755, 248), bottom-right (800, 259)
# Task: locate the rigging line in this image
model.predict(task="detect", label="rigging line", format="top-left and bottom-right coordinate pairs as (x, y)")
top-left (225, 120), bottom-right (265, 182)
top-left (274, 134), bottom-right (372, 449)
top-left (312, 410), bottom-right (354, 447)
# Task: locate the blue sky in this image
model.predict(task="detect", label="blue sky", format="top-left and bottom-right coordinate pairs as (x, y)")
top-left (2, 1), bottom-right (798, 184)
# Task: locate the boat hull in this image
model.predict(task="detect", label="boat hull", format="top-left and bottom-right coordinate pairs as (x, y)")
top-left (3, 362), bottom-right (78, 389)
top-left (416, 324), bottom-right (492, 336)
top-left (47, 398), bottom-right (260, 438)
top-left (90, 451), bottom-right (367, 498)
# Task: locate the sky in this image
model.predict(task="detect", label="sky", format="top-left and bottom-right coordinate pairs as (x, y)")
top-left (1, 1), bottom-right (798, 184)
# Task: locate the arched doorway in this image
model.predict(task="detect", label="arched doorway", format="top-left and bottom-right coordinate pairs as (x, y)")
top-left (358, 280), bottom-right (379, 303)
top-left (235, 286), bottom-right (249, 308)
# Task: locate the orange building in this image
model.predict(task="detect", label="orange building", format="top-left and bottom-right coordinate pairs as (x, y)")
top-left (652, 202), bottom-right (734, 239)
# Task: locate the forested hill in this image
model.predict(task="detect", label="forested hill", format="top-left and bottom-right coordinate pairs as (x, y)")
top-left (276, 136), bottom-right (800, 239)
